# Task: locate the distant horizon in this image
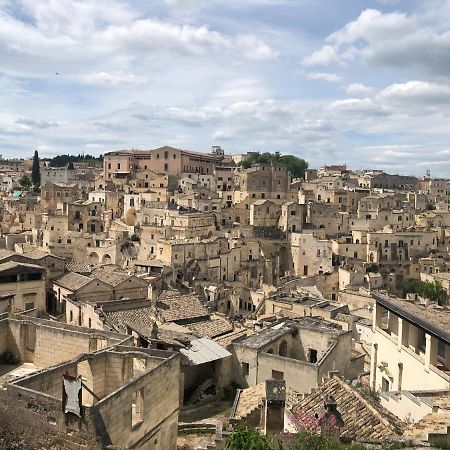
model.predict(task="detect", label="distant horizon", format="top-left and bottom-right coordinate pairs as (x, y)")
top-left (6, 147), bottom-right (437, 180)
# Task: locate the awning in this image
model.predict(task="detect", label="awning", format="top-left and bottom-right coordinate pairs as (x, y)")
top-left (180, 337), bottom-right (231, 365)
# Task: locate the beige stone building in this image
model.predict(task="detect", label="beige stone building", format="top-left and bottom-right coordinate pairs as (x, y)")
top-left (0, 261), bottom-right (46, 312)
top-left (370, 293), bottom-right (449, 435)
top-left (232, 317), bottom-right (364, 394)
top-left (104, 145), bottom-right (223, 179)
top-left (8, 345), bottom-right (181, 450)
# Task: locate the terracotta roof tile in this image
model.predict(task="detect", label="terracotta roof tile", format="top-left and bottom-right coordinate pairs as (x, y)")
top-left (291, 377), bottom-right (404, 441)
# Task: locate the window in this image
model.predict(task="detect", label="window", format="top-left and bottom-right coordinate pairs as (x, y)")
top-left (70, 310), bottom-right (73, 322)
top-left (272, 370), bottom-right (284, 380)
top-left (88, 318), bottom-right (92, 328)
top-left (309, 349), bottom-right (318, 363)
top-left (164, 163), bottom-right (168, 172)
top-left (382, 377), bottom-right (390, 392)
top-left (131, 388), bottom-right (145, 427)
top-left (108, 163), bottom-right (111, 169)
top-left (117, 163), bottom-right (121, 169)
top-left (164, 151), bottom-right (169, 159)
top-left (242, 362), bottom-right (249, 376)
top-left (24, 302), bottom-right (35, 311)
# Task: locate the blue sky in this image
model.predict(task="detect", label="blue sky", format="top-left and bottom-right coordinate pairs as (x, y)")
top-left (1, 0), bottom-right (450, 175)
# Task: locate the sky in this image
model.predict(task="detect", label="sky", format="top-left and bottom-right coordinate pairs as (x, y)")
top-left (1, 0), bottom-right (450, 175)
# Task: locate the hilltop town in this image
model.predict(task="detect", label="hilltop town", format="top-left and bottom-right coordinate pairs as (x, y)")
top-left (0, 146), bottom-right (448, 449)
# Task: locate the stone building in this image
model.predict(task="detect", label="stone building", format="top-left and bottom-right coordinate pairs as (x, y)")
top-left (103, 146), bottom-right (223, 179)
top-left (7, 346), bottom-right (181, 450)
top-left (0, 261), bottom-right (46, 312)
top-left (231, 317), bottom-right (364, 394)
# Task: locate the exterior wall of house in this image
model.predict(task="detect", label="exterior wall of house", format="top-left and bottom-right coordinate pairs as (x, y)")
top-left (104, 148), bottom-right (220, 179)
top-left (250, 201), bottom-right (282, 227)
top-left (41, 182), bottom-right (79, 212)
top-left (291, 232), bottom-right (333, 276)
top-left (4, 317), bottom-right (125, 367)
top-left (54, 280), bottom-right (113, 312)
top-left (366, 230), bottom-right (438, 263)
top-left (40, 167), bottom-right (76, 185)
top-left (0, 275), bottom-right (46, 312)
top-left (370, 303), bottom-right (450, 393)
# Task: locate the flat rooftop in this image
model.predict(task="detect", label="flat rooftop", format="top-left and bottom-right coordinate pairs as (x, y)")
top-left (373, 293), bottom-right (450, 345)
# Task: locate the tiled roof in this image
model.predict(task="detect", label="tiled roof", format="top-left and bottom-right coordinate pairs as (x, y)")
top-left (291, 377), bottom-right (404, 441)
top-left (214, 329), bottom-right (249, 347)
top-left (157, 293), bottom-right (209, 323)
top-left (0, 249), bottom-right (17, 261)
top-left (54, 272), bottom-right (94, 291)
top-left (92, 268), bottom-right (135, 287)
top-left (0, 261), bottom-right (44, 275)
top-left (65, 262), bottom-right (94, 274)
top-left (187, 317), bottom-right (233, 338)
top-left (104, 306), bottom-right (155, 333)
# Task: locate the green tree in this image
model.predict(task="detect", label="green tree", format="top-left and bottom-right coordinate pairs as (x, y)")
top-left (240, 152), bottom-right (308, 178)
top-left (31, 150), bottom-right (41, 190)
top-left (404, 279), bottom-right (448, 306)
top-left (18, 176), bottom-right (32, 191)
top-left (225, 427), bottom-right (272, 450)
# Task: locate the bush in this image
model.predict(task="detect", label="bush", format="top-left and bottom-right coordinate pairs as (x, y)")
top-left (130, 233), bottom-right (141, 242)
top-left (404, 279), bottom-right (448, 306)
top-left (225, 427), bottom-right (272, 450)
top-left (359, 386), bottom-right (380, 403)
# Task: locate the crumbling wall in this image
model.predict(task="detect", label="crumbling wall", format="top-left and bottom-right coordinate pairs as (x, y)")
top-left (93, 354), bottom-right (180, 450)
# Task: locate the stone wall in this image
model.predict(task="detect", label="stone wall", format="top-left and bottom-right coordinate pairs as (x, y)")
top-left (93, 354), bottom-right (180, 450)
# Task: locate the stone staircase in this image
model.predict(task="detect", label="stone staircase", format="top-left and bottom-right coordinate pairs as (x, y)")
top-left (52, 430), bottom-right (93, 450)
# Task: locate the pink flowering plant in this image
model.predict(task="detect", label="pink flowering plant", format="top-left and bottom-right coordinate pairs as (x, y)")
top-left (280, 411), bottom-right (340, 450)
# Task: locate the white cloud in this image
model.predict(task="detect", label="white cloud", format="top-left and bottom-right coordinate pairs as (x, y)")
top-left (328, 9), bottom-right (415, 46)
top-left (301, 45), bottom-right (339, 67)
top-left (80, 72), bottom-right (148, 86)
top-left (328, 98), bottom-right (389, 116)
top-left (212, 130), bottom-right (234, 140)
top-left (234, 35), bottom-right (278, 60)
top-left (345, 83), bottom-right (376, 97)
top-left (378, 80), bottom-right (450, 105)
top-left (304, 8), bottom-right (450, 79)
top-left (302, 71), bottom-right (342, 83)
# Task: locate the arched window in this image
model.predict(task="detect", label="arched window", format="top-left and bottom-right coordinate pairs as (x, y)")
top-left (164, 163), bottom-right (168, 171)
top-left (164, 151), bottom-right (169, 159)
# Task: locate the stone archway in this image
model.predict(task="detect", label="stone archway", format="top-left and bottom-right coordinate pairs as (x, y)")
top-left (102, 254), bottom-right (112, 264)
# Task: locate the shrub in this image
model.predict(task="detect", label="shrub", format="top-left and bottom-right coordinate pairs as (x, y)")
top-left (225, 426), bottom-right (272, 450)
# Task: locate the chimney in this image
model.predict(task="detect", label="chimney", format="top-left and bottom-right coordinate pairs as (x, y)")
top-left (320, 395), bottom-right (344, 434)
top-left (262, 379), bottom-right (286, 436)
